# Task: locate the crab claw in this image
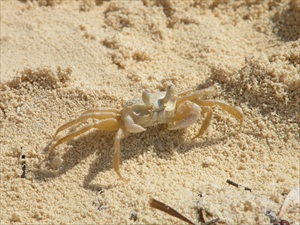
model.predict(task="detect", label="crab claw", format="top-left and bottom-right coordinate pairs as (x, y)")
top-left (123, 114), bottom-right (146, 133)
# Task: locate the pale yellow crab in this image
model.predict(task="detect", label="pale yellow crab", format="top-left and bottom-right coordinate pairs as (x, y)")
top-left (47, 85), bottom-right (243, 181)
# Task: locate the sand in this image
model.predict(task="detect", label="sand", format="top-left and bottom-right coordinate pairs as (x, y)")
top-left (1, 0), bottom-right (299, 224)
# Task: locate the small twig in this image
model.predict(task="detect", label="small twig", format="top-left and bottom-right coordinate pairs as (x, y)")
top-left (198, 208), bottom-right (219, 225)
top-left (198, 208), bottom-right (206, 223)
top-left (226, 179), bottom-right (251, 192)
top-left (226, 179), bottom-right (238, 188)
top-left (149, 198), bottom-right (195, 225)
top-left (21, 164), bottom-right (26, 178)
top-left (204, 218), bottom-right (220, 225)
top-left (20, 151), bottom-right (26, 178)
top-left (0, 105), bottom-right (6, 119)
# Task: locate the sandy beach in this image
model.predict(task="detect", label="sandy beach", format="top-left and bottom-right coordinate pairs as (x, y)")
top-left (1, 0), bottom-right (299, 224)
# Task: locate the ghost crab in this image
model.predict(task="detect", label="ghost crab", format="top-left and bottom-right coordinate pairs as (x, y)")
top-left (47, 84), bottom-right (243, 181)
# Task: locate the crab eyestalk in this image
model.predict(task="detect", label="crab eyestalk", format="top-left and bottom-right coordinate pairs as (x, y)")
top-left (158, 85), bottom-right (177, 108)
top-left (142, 90), bottom-right (152, 109)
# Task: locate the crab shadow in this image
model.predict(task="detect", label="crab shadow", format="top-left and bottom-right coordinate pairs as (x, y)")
top-left (34, 123), bottom-right (235, 190)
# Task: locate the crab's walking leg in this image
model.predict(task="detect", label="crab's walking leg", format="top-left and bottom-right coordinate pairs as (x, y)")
top-left (81, 108), bottom-right (120, 115)
top-left (192, 106), bottom-right (212, 139)
top-left (113, 127), bottom-right (128, 181)
top-left (48, 118), bottom-right (120, 155)
top-left (114, 113), bottom-right (144, 180)
top-left (177, 86), bottom-right (216, 105)
top-left (54, 110), bottom-right (120, 137)
top-left (195, 100), bottom-right (243, 131)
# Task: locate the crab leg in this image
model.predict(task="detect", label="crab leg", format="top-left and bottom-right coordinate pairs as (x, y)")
top-left (48, 118), bottom-right (120, 155)
top-left (192, 106), bottom-right (213, 139)
top-left (81, 108), bottom-right (121, 115)
top-left (177, 84), bottom-right (219, 98)
top-left (195, 100), bottom-right (243, 131)
top-left (54, 111), bottom-right (120, 137)
top-left (177, 88), bottom-right (194, 97)
top-left (177, 86), bottom-right (216, 105)
top-left (113, 127), bottom-right (128, 181)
